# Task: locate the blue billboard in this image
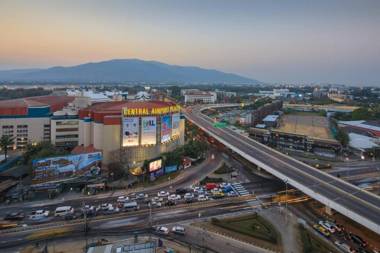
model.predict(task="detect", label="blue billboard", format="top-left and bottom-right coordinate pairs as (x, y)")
top-left (161, 115), bottom-right (172, 143)
top-left (32, 152), bottom-right (102, 184)
top-left (164, 165), bottom-right (178, 174)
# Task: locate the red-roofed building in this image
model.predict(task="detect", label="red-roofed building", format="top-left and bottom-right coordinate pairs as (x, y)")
top-left (0, 96), bottom-right (74, 150)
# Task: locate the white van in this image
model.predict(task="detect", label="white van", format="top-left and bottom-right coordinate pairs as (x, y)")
top-left (29, 210), bottom-right (50, 220)
top-left (123, 201), bottom-right (139, 211)
top-left (55, 206), bottom-right (74, 217)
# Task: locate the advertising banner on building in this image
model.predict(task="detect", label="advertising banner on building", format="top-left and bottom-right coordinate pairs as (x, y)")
top-left (141, 117), bottom-right (157, 145)
top-left (161, 115), bottom-right (172, 143)
top-left (154, 168), bottom-right (164, 177)
top-left (149, 158), bottom-right (162, 173)
top-left (122, 117), bottom-right (139, 147)
top-left (171, 113), bottom-right (180, 138)
top-left (164, 165), bottom-right (178, 174)
top-left (32, 152), bottom-right (102, 184)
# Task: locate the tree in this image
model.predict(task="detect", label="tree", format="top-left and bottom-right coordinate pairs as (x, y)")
top-left (351, 108), bottom-right (372, 120)
top-left (0, 135), bottom-right (14, 161)
top-left (336, 129), bottom-right (349, 147)
top-left (108, 161), bottom-right (125, 180)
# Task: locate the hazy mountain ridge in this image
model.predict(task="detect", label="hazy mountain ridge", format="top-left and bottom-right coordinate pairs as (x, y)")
top-left (0, 59), bottom-right (258, 84)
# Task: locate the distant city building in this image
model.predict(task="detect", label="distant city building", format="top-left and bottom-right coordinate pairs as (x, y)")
top-left (312, 87), bottom-right (328, 98)
top-left (184, 90), bottom-right (217, 104)
top-left (262, 114), bottom-right (280, 128)
top-left (251, 100), bottom-right (283, 126)
top-left (134, 91), bottom-right (152, 101)
top-left (215, 89), bottom-right (237, 98)
top-left (66, 89), bottom-right (116, 102)
top-left (327, 88), bottom-right (352, 102)
top-left (255, 89), bottom-right (296, 99)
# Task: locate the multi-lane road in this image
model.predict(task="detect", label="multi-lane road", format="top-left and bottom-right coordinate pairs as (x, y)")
top-left (184, 105), bottom-right (380, 234)
top-left (0, 196), bottom-right (256, 249)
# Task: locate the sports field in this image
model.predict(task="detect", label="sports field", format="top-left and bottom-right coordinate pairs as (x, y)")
top-left (276, 114), bottom-right (334, 140)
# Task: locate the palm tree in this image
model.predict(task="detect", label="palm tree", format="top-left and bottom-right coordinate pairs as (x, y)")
top-left (0, 135), bottom-right (14, 161)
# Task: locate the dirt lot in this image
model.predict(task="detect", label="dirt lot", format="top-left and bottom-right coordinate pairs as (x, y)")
top-left (276, 114), bottom-right (334, 140)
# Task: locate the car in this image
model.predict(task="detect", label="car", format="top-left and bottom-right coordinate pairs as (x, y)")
top-left (150, 201), bottom-right (162, 208)
top-left (318, 220), bottom-right (336, 233)
top-left (81, 205), bottom-right (96, 216)
top-left (184, 193), bottom-right (194, 203)
top-left (192, 186), bottom-right (204, 194)
top-left (136, 193), bottom-right (148, 200)
top-left (4, 212), bottom-right (25, 221)
top-left (64, 214), bottom-right (77, 220)
top-left (29, 210), bottom-right (49, 220)
top-left (117, 196), bottom-right (129, 203)
top-left (197, 195), bottom-right (209, 201)
top-left (313, 224), bottom-right (330, 237)
top-left (165, 200), bottom-right (176, 206)
top-left (168, 194), bottom-right (181, 201)
top-left (103, 205), bottom-right (119, 214)
top-left (212, 191), bottom-right (225, 199)
top-left (334, 241), bottom-right (355, 253)
top-left (99, 203), bottom-right (112, 211)
top-left (172, 226), bottom-right (185, 235)
top-left (227, 191), bottom-right (237, 197)
top-left (157, 191), bottom-right (169, 197)
top-left (155, 226), bottom-right (169, 235)
top-left (175, 188), bottom-right (189, 195)
top-left (123, 201), bottom-right (139, 211)
top-left (55, 206), bottom-right (74, 217)
top-left (349, 233), bottom-right (367, 248)
top-left (151, 196), bottom-right (163, 202)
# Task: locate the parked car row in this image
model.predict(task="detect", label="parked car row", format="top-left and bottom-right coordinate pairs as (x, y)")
top-left (1, 183), bottom-right (239, 228)
top-left (313, 219), bottom-right (376, 253)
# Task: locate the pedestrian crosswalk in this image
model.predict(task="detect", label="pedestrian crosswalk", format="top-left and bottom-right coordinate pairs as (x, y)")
top-left (231, 183), bottom-right (250, 196)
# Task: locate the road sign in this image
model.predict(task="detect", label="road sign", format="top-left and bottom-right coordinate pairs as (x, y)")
top-left (213, 122), bottom-right (227, 128)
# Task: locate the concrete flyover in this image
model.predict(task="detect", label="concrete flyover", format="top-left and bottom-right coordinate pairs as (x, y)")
top-left (184, 104), bottom-right (380, 235)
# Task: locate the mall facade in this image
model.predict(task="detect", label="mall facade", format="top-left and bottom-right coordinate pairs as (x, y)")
top-left (77, 100), bottom-right (185, 173)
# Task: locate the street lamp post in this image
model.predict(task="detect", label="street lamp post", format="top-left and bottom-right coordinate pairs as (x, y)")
top-left (283, 179), bottom-right (288, 224)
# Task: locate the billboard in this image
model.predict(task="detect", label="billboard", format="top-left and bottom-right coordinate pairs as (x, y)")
top-left (149, 159), bottom-right (162, 173)
top-left (171, 113), bottom-right (180, 138)
top-left (141, 117), bottom-right (157, 145)
top-left (32, 152), bottom-right (102, 183)
top-left (153, 168), bottom-right (164, 177)
top-left (164, 165), bottom-right (178, 174)
top-left (122, 117), bottom-right (139, 147)
top-left (161, 115), bottom-right (172, 143)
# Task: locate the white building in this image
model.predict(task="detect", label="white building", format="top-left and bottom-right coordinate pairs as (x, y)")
top-left (184, 91), bottom-right (217, 104)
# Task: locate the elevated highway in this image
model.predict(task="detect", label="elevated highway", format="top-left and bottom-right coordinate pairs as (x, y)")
top-left (184, 104), bottom-right (380, 234)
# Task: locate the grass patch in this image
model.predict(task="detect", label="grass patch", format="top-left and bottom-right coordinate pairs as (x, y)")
top-left (211, 214), bottom-right (280, 244)
top-left (214, 163), bottom-right (234, 174)
top-left (299, 225), bottom-right (338, 253)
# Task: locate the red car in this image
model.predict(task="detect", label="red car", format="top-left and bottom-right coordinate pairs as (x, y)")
top-left (205, 183), bottom-right (218, 190)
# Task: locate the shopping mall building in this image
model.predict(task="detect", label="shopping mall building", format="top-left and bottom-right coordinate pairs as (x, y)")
top-left (77, 100), bottom-right (185, 173)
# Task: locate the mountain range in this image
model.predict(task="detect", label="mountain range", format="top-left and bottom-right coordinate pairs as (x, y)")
top-left (0, 59), bottom-right (258, 84)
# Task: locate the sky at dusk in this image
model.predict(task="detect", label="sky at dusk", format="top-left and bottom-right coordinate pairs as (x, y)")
top-left (0, 0), bottom-right (379, 85)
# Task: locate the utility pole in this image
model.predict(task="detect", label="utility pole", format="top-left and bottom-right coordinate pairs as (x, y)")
top-left (283, 179), bottom-right (288, 224)
top-left (82, 202), bottom-right (88, 249)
